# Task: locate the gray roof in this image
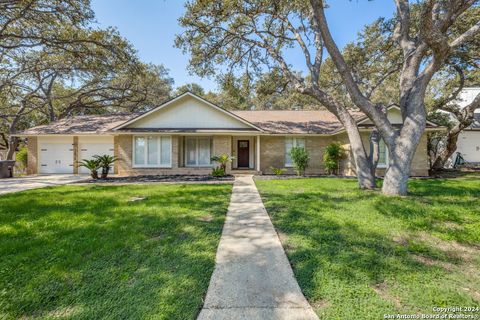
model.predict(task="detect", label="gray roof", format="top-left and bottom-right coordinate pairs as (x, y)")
top-left (232, 110), bottom-right (365, 134)
top-left (19, 113), bottom-right (134, 135)
top-left (18, 108), bottom-right (442, 136)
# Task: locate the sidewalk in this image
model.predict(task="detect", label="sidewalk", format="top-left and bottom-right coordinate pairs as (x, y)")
top-left (197, 175), bottom-right (318, 320)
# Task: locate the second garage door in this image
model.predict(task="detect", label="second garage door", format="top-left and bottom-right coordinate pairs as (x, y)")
top-left (78, 137), bottom-right (114, 174)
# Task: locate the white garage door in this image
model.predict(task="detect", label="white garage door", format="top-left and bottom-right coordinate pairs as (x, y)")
top-left (79, 143), bottom-right (114, 174)
top-left (39, 143), bottom-right (74, 174)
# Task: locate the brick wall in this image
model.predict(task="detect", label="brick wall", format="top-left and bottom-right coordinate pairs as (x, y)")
top-left (27, 136), bottom-right (38, 175)
top-left (360, 132), bottom-right (429, 176)
top-left (259, 133), bottom-right (429, 177)
top-left (212, 135), bottom-right (232, 173)
top-left (115, 135), bottom-right (232, 176)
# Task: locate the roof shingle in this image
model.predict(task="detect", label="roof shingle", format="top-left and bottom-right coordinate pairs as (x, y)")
top-left (19, 113), bottom-right (134, 135)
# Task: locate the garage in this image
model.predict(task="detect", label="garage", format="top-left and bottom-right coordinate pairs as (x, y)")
top-left (38, 137), bottom-right (74, 174)
top-left (78, 136), bottom-right (114, 174)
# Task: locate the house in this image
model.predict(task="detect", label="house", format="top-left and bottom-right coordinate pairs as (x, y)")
top-left (17, 92), bottom-right (440, 176)
top-left (450, 87), bottom-right (480, 164)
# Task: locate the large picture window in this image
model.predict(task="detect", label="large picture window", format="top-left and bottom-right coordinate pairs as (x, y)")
top-left (285, 137), bottom-right (305, 167)
top-left (185, 137), bottom-right (212, 166)
top-left (133, 136), bottom-right (171, 167)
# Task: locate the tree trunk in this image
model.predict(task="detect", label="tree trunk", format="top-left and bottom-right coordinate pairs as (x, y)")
top-left (382, 112), bottom-right (425, 195)
top-left (340, 112), bottom-right (376, 189)
top-left (431, 127), bottom-right (462, 170)
top-left (6, 136), bottom-right (19, 160)
top-left (306, 89), bottom-right (376, 189)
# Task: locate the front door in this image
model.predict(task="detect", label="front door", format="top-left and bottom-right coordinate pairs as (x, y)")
top-left (237, 140), bottom-right (249, 168)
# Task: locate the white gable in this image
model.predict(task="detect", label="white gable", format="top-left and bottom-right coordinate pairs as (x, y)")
top-left (124, 94), bottom-right (255, 129)
top-left (360, 107), bottom-right (403, 125)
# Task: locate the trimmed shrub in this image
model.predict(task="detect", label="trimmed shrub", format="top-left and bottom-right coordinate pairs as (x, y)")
top-left (289, 147), bottom-right (309, 176)
top-left (323, 142), bottom-right (345, 175)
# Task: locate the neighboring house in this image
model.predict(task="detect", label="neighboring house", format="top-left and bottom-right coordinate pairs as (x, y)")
top-left (17, 92), bottom-right (440, 176)
top-left (451, 87), bottom-right (480, 164)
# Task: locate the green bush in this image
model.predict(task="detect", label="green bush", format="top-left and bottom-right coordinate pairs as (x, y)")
top-left (270, 167), bottom-right (286, 176)
top-left (211, 154), bottom-right (235, 172)
top-left (93, 154), bottom-right (118, 179)
top-left (78, 159), bottom-right (101, 179)
top-left (289, 147), bottom-right (309, 176)
top-left (211, 167), bottom-right (226, 177)
top-left (323, 142), bottom-right (345, 175)
top-left (15, 147), bottom-right (28, 170)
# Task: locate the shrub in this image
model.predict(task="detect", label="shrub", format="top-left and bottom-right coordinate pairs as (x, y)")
top-left (93, 154), bottom-right (118, 179)
top-left (211, 154), bottom-right (235, 172)
top-left (270, 167), bottom-right (286, 176)
top-left (211, 167), bottom-right (226, 177)
top-left (323, 142), bottom-right (345, 175)
top-left (15, 147), bottom-right (28, 171)
top-left (289, 147), bottom-right (309, 176)
top-left (78, 159), bottom-right (101, 179)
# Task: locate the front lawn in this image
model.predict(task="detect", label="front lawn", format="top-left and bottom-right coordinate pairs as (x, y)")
top-left (256, 176), bottom-right (480, 319)
top-left (0, 183), bottom-right (232, 319)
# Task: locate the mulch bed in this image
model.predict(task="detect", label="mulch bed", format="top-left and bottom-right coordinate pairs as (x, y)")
top-left (79, 174), bottom-right (235, 184)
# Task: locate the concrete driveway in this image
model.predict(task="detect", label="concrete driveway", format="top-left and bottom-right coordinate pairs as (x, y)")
top-left (0, 174), bottom-right (88, 195)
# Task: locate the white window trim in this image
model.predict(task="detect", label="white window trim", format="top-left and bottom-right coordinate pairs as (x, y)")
top-left (132, 135), bottom-right (172, 168)
top-left (377, 139), bottom-right (389, 168)
top-left (285, 137), bottom-right (305, 167)
top-left (184, 136), bottom-right (213, 167)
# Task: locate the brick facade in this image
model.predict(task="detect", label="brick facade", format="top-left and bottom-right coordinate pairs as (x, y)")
top-left (27, 133), bottom-right (430, 177)
top-left (115, 135), bottom-right (232, 176)
top-left (259, 133), bottom-right (429, 177)
top-left (27, 136), bottom-right (38, 175)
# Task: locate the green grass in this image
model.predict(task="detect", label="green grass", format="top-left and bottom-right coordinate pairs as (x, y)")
top-left (0, 183), bottom-right (232, 320)
top-left (255, 176), bottom-right (480, 319)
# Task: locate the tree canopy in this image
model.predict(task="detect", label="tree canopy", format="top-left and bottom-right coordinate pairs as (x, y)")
top-left (0, 0), bottom-right (173, 158)
top-left (177, 0), bottom-right (480, 195)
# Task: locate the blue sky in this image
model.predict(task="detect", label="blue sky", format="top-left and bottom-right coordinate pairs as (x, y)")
top-left (91, 0), bottom-right (396, 92)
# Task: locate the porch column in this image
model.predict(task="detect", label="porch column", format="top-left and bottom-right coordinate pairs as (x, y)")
top-left (256, 135), bottom-right (261, 172)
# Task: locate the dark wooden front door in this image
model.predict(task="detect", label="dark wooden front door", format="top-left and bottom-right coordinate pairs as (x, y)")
top-left (237, 140), bottom-right (249, 168)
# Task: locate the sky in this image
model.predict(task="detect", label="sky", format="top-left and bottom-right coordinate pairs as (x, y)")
top-left (91, 0), bottom-right (396, 92)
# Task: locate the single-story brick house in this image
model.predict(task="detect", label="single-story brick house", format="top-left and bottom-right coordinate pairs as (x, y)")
top-left (17, 92), bottom-right (440, 176)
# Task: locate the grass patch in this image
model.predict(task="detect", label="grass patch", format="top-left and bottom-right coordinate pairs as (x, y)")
top-left (0, 183), bottom-right (232, 319)
top-left (255, 176), bottom-right (480, 319)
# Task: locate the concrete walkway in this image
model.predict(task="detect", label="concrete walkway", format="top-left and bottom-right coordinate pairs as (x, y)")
top-left (198, 175), bottom-right (318, 320)
top-left (0, 174), bottom-right (88, 195)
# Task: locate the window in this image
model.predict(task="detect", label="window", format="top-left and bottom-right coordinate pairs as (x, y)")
top-left (285, 137), bottom-right (305, 167)
top-left (185, 137), bottom-right (212, 166)
top-left (133, 136), bottom-right (171, 167)
top-left (378, 139), bottom-right (388, 168)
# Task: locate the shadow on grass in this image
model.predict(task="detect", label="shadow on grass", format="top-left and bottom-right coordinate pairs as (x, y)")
top-left (0, 184), bottom-right (231, 319)
top-left (257, 178), bottom-right (480, 318)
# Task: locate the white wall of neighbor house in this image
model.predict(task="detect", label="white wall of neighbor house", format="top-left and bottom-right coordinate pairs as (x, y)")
top-left (126, 96), bottom-right (252, 129)
top-left (231, 136), bottom-right (255, 169)
top-left (450, 87), bottom-right (480, 164)
top-left (456, 131), bottom-right (480, 163)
